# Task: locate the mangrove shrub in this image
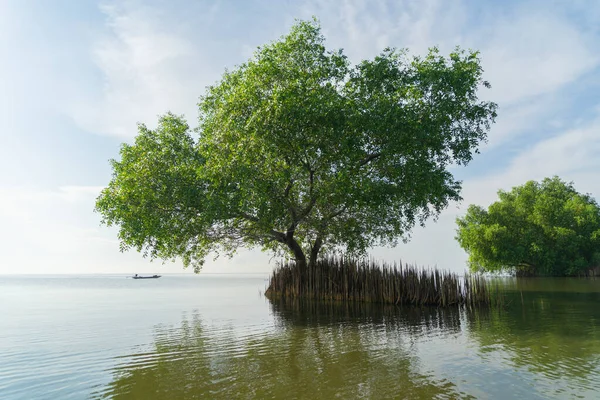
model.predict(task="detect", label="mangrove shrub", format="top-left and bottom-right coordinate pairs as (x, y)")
top-left (456, 177), bottom-right (600, 276)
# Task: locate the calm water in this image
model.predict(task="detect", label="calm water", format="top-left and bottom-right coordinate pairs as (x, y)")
top-left (1, 275), bottom-right (599, 399)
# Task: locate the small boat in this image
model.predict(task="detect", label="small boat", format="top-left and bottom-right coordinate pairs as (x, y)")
top-left (131, 274), bottom-right (161, 279)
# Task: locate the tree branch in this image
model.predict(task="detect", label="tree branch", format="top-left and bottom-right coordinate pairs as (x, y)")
top-left (296, 169), bottom-right (317, 222)
top-left (359, 152), bottom-right (382, 167)
top-left (239, 212), bottom-right (287, 243)
top-left (284, 179), bottom-right (294, 198)
top-left (270, 229), bottom-right (287, 243)
top-left (240, 212), bottom-right (259, 222)
top-left (324, 205), bottom-right (348, 221)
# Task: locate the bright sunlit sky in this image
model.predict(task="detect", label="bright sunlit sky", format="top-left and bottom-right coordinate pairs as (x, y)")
top-left (1, 0), bottom-right (600, 274)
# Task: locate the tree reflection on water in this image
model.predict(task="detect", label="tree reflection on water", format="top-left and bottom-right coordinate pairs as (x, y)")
top-left (465, 282), bottom-right (600, 389)
top-left (96, 282), bottom-right (600, 399)
top-left (96, 301), bottom-right (469, 400)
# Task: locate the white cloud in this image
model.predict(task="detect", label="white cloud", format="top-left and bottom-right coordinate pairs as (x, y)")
top-left (299, 0), bottom-right (598, 104)
top-left (58, 186), bottom-right (105, 203)
top-left (477, 9), bottom-right (598, 106)
top-left (481, 98), bottom-right (554, 150)
top-left (0, 185), bottom-right (273, 274)
top-left (69, 2), bottom-right (220, 139)
top-left (298, 0), bottom-right (466, 61)
top-left (461, 114), bottom-right (600, 208)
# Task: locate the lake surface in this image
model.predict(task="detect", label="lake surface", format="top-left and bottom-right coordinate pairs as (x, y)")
top-left (1, 274), bottom-right (599, 399)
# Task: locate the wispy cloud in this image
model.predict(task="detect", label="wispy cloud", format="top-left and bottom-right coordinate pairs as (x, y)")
top-left (70, 0), bottom-right (599, 145)
top-left (462, 114), bottom-right (600, 206)
top-left (70, 1), bottom-right (222, 138)
top-left (476, 8), bottom-right (598, 106)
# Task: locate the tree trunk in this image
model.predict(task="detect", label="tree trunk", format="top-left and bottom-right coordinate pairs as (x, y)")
top-left (284, 235), bottom-right (307, 296)
top-left (516, 263), bottom-right (536, 277)
top-left (308, 236), bottom-right (322, 269)
top-left (285, 235), bottom-right (307, 270)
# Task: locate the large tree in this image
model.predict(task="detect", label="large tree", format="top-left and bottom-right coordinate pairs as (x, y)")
top-left (95, 19), bottom-right (497, 273)
top-left (456, 177), bottom-right (600, 276)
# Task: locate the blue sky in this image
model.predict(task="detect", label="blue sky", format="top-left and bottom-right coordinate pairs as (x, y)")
top-left (1, 0), bottom-right (600, 274)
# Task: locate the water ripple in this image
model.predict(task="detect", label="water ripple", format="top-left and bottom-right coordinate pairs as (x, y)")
top-left (3, 276), bottom-right (600, 399)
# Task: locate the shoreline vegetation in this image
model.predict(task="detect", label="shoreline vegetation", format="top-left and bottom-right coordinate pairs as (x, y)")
top-left (456, 177), bottom-right (600, 277)
top-left (265, 256), bottom-right (495, 308)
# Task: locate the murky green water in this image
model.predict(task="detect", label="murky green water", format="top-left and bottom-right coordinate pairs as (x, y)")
top-left (1, 275), bottom-right (599, 399)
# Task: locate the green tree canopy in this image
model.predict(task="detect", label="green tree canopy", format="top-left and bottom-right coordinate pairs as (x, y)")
top-left (95, 19), bottom-right (497, 272)
top-left (456, 177), bottom-right (600, 276)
